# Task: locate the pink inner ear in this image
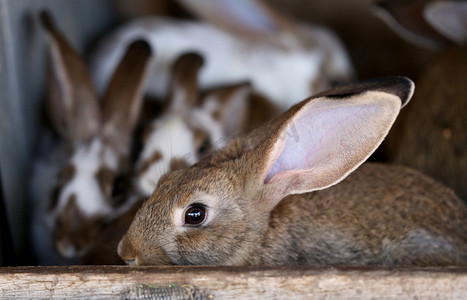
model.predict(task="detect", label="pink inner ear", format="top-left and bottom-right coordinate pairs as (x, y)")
top-left (264, 100), bottom-right (382, 184)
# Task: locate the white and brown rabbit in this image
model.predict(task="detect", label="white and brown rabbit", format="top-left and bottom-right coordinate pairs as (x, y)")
top-left (29, 11), bottom-right (152, 264)
top-left (118, 77), bottom-right (467, 266)
top-left (376, 0), bottom-right (467, 201)
top-left (90, 0), bottom-right (354, 110)
top-left (135, 51), bottom-right (279, 196)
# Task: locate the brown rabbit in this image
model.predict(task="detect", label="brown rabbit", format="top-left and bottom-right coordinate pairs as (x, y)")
top-left (118, 77), bottom-right (467, 266)
top-left (376, 0), bottom-right (467, 201)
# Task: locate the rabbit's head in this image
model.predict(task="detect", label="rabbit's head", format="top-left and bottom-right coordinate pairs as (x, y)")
top-left (118, 77), bottom-right (413, 265)
top-left (40, 12), bottom-right (152, 258)
top-left (135, 52), bottom-right (254, 196)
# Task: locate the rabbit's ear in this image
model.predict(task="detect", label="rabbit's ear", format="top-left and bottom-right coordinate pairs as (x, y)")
top-left (248, 77), bottom-right (414, 210)
top-left (176, 0), bottom-right (293, 45)
top-left (424, 1), bottom-right (467, 44)
top-left (101, 40), bottom-right (152, 155)
top-left (374, 0), bottom-right (451, 50)
top-left (202, 83), bottom-right (251, 137)
top-left (40, 11), bottom-right (100, 147)
top-left (166, 52), bottom-right (204, 112)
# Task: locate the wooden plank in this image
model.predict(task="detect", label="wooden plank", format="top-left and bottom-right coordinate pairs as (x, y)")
top-left (0, 266), bottom-right (466, 299)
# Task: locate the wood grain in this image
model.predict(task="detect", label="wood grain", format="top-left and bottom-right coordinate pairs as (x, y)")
top-left (0, 265), bottom-right (466, 299)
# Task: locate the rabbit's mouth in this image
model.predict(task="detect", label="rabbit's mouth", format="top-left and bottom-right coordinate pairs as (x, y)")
top-left (123, 258), bottom-right (138, 266)
top-left (55, 239), bottom-right (92, 259)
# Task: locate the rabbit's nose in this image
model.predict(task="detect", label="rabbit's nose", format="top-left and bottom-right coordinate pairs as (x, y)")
top-left (117, 236), bottom-right (139, 265)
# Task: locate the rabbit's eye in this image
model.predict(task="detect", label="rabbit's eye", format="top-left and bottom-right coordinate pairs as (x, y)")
top-left (110, 175), bottom-right (130, 207)
top-left (58, 165), bottom-right (76, 186)
top-left (49, 186), bottom-right (61, 212)
top-left (197, 138), bottom-right (211, 157)
top-left (184, 204), bottom-right (207, 226)
top-left (111, 175), bottom-right (127, 198)
top-left (193, 128), bottom-right (212, 158)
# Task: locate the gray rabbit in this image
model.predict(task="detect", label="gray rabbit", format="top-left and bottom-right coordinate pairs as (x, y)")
top-left (118, 77), bottom-right (467, 266)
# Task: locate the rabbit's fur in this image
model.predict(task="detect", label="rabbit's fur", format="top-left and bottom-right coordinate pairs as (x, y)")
top-left (118, 77), bottom-right (467, 266)
top-left (90, 0), bottom-right (354, 110)
top-left (30, 12), bottom-right (151, 263)
top-left (135, 52), bottom-right (279, 196)
top-left (378, 0), bottom-right (467, 201)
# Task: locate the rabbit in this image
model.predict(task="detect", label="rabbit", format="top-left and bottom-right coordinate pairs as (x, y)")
top-left (376, 0), bottom-right (467, 201)
top-left (90, 0), bottom-right (355, 111)
top-left (29, 11), bottom-right (152, 264)
top-left (117, 76), bottom-right (467, 266)
top-left (135, 51), bottom-right (279, 196)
